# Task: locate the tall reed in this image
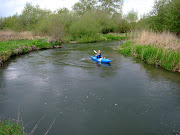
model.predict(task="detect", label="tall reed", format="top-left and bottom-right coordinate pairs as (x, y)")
top-left (119, 31), bottom-right (180, 72)
top-left (133, 30), bottom-right (179, 50)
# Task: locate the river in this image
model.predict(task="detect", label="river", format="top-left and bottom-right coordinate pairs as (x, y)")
top-left (0, 41), bottom-right (180, 135)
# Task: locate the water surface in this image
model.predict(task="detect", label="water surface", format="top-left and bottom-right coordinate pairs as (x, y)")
top-left (0, 41), bottom-right (180, 135)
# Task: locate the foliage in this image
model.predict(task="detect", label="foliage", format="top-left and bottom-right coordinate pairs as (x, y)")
top-left (72, 0), bottom-right (97, 15)
top-left (126, 9), bottom-right (138, 23)
top-left (125, 9), bottom-right (138, 30)
top-left (73, 0), bottom-right (123, 14)
top-left (69, 11), bottom-right (102, 38)
top-left (33, 8), bottom-right (75, 39)
top-left (94, 10), bottom-right (115, 34)
top-left (77, 34), bottom-right (105, 43)
top-left (1, 0), bottom-right (179, 42)
top-left (48, 15), bottom-right (65, 42)
top-left (0, 120), bottom-right (24, 135)
top-left (99, 0), bottom-right (123, 13)
top-left (0, 1), bottom-right (131, 41)
top-left (138, 0), bottom-right (180, 34)
top-left (0, 15), bottom-right (18, 30)
top-left (112, 13), bottom-right (131, 33)
top-left (56, 8), bottom-right (78, 34)
top-left (17, 3), bottom-right (51, 31)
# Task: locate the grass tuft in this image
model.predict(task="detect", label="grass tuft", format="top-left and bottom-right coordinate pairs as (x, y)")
top-left (0, 119), bottom-right (25, 135)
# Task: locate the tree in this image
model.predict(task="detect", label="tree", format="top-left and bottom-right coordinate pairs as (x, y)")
top-left (95, 10), bottom-right (115, 33)
top-left (49, 15), bottom-right (65, 42)
top-left (141, 0), bottom-right (180, 34)
top-left (112, 13), bottom-right (130, 32)
top-left (70, 11), bottom-right (101, 38)
top-left (72, 0), bottom-right (97, 15)
top-left (17, 2), bottom-right (51, 31)
top-left (98, 0), bottom-right (123, 13)
top-left (56, 8), bottom-right (78, 34)
top-left (72, 0), bottom-right (123, 14)
top-left (126, 9), bottom-right (138, 23)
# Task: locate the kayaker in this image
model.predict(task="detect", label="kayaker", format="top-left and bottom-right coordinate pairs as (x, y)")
top-left (96, 50), bottom-right (104, 58)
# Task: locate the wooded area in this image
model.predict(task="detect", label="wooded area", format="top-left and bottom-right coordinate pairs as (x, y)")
top-left (0, 0), bottom-right (179, 41)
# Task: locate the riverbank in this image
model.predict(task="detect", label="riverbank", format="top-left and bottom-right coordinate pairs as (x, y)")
top-left (0, 39), bottom-right (61, 66)
top-left (118, 31), bottom-right (180, 72)
top-left (62, 33), bottom-right (129, 43)
top-left (0, 30), bottom-right (128, 66)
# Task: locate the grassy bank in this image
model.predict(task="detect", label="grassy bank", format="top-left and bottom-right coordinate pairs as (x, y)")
top-left (62, 33), bottom-right (129, 43)
top-left (0, 30), bottom-right (128, 66)
top-left (0, 39), bottom-right (61, 65)
top-left (118, 31), bottom-right (180, 72)
top-left (103, 33), bottom-right (129, 41)
top-left (0, 120), bottom-right (25, 135)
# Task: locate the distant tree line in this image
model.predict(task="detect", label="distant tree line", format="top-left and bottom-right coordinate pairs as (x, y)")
top-left (0, 0), bottom-right (179, 41)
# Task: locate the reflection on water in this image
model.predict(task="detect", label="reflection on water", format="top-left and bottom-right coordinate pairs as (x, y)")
top-left (0, 41), bottom-right (180, 135)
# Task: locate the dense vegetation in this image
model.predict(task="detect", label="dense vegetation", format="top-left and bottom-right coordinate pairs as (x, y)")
top-left (0, 0), bottom-right (179, 40)
top-left (138, 0), bottom-right (180, 34)
top-left (0, 0), bottom-right (136, 42)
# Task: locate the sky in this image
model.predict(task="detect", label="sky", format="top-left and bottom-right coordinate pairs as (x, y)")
top-left (0, 0), bottom-right (155, 18)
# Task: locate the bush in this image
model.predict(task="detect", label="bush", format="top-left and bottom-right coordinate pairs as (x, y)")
top-left (137, 0), bottom-right (180, 34)
top-left (70, 11), bottom-right (102, 38)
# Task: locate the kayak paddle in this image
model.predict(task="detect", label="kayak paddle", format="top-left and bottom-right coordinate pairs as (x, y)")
top-left (93, 50), bottom-right (97, 54)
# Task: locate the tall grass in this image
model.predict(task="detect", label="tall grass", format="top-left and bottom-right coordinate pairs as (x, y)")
top-left (0, 30), bottom-right (36, 41)
top-left (133, 30), bottom-right (180, 50)
top-left (118, 31), bottom-right (180, 72)
top-left (0, 106), bottom-right (26, 135)
top-left (0, 119), bottom-right (25, 135)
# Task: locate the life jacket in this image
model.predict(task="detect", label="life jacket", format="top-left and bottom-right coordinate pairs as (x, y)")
top-left (97, 53), bottom-right (101, 58)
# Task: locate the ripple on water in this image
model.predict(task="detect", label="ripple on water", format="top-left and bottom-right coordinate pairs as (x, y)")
top-left (0, 41), bottom-right (180, 135)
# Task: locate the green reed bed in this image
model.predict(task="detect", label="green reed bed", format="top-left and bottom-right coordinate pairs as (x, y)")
top-left (118, 41), bottom-right (180, 72)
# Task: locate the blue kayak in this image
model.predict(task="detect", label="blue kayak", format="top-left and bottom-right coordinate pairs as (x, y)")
top-left (91, 56), bottom-right (111, 63)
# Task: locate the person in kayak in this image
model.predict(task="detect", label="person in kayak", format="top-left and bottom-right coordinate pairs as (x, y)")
top-left (96, 50), bottom-right (105, 58)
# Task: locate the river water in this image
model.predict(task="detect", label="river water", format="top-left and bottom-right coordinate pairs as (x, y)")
top-left (0, 41), bottom-right (180, 135)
